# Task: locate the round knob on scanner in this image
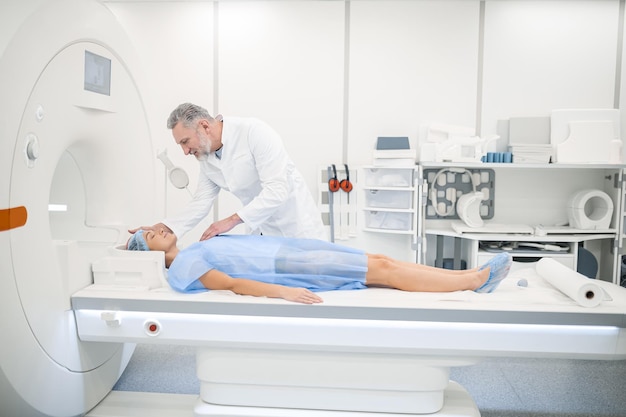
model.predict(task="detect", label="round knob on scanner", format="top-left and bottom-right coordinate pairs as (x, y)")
top-left (35, 104), bottom-right (45, 122)
top-left (25, 133), bottom-right (40, 166)
top-left (27, 140), bottom-right (39, 160)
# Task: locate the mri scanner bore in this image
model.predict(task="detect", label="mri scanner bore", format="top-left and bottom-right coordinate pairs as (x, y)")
top-left (1, 0), bottom-right (158, 415)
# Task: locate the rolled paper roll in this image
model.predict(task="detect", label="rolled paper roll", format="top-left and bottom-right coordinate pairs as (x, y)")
top-left (535, 258), bottom-right (603, 308)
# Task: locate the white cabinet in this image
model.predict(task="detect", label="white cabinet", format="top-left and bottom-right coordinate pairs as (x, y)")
top-left (361, 166), bottom-right (427, 262)
top-left (361, 166), bottom-right (419, 235)
top-left (420, 162), bottom-right (626, 285)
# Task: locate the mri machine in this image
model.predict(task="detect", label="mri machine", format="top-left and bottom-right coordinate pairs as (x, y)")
top-left (1, 1), bottom-right (626, 416)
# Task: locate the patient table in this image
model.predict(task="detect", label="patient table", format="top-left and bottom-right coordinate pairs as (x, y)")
top-left (72, 256), bottom-right (626, 417)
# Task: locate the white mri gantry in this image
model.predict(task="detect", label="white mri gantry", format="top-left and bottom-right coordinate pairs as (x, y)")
top-left (1, 1), bottom-right (626, 417)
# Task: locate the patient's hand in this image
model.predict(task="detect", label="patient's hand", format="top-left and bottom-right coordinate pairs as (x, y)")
top-left (281, 287), bottom-right (323, 304)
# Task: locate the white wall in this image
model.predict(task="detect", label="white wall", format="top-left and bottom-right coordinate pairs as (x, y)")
top-left (216, 1), bottom-right (345, 225)
top-left (481, 0), bottom-right (619, 142)
top-left (105, 1), bottom-right (215, 247)
top-left (347, 0), bottom-right (480, 259)
top-left (349, 0), bottom-right (480, 164)
top-left (104, 0), bottom-right (625, 259)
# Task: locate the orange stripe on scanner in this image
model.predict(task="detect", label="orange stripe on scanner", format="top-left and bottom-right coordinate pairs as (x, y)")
top-left (0, 206), bottom-right (28, 231)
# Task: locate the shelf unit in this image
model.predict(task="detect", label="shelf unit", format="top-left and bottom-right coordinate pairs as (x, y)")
top-left (360, 165), bottom-right (426, 262)
top-left (361, 166), bottom-right (418, 236)
top-left (419, 162), bottom-right (626, 285)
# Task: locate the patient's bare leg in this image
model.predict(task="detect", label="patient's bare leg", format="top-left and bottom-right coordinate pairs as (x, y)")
top-left (364, 254), bottom-right (490, 292)
top-left (367, 253), bottom-right (481, 275)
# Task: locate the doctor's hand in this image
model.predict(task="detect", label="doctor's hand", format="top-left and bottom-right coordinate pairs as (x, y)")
top-left (128, 222), bottom-right (172, 235)
top-left (281, 287), bottom-right (323, 304)
top-left (200, 213), bottom-right (243, 241)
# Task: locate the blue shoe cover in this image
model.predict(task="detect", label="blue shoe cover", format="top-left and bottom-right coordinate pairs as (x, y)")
top-left (475, 252), bottom-right (513, 293)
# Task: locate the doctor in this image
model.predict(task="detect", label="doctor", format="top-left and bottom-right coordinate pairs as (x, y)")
top-left (133, 103), bottom-right (326, 241)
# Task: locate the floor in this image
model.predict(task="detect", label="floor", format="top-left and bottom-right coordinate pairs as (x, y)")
top-left (113, 344), bottom-right (626, 417)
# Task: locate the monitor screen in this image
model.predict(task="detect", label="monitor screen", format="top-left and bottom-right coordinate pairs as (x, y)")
top-left (376, 136), bottom-right (410, 150)
top-left (84, 50), bottom-right (111, 96)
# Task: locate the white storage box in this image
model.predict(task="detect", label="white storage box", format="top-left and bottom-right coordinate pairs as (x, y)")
top-left (365, 211), bottom-right (412, 231)
top-left (363, 167), bottom-right (413, 187)
top-left (365, 189), bottom-right (412, 209)
top-left (92, 245), bottom-right (167, 289)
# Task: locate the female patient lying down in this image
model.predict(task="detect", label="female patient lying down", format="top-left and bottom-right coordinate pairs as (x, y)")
top-left (127, 228), bottom-right (512, 304)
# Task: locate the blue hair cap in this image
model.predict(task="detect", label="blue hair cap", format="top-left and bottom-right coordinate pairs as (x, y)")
top-left (127, 230), bottom-right (149, 251)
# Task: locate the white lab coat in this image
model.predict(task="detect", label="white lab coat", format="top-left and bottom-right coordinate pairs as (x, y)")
top-left (163, 117), bottom-right (327, 241)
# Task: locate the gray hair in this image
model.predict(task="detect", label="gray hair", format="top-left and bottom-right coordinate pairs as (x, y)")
top-left (167, 103), bottom-right (214, 129)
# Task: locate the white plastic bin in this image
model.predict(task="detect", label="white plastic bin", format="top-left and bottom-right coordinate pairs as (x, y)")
top-left (365, 189), bottom-right (412, 209)
top-left (363, 167), bottom-right (413, 187)
top-left (365, 211), bottom-right (412, 231)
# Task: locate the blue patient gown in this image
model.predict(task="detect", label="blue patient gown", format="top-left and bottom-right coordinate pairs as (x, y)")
top-left (167, 235), bottom-right (368, 293)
